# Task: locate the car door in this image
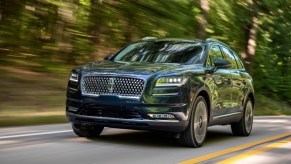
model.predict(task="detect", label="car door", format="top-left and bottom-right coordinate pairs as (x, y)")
top-left (221, 46), bottom-right (244, 114)
top-left (231, 50), bottom-right (248, 112)
top-left (206, 45), bottom-right (233, 118)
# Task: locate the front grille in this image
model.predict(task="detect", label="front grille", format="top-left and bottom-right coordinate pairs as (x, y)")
top-left (81, 76), bottom-right (145, 97)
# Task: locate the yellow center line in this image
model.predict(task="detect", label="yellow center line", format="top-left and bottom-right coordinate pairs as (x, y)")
top-left (179, 132), bottom-right (291, 164)
top-left (216, 137), bottom-right (291, 164)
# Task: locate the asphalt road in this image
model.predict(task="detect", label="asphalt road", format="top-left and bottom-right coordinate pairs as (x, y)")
top-left (0, 116), bottom-right (290, 164)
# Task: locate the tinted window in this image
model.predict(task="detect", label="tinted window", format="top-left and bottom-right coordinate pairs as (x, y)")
top-left (221, 47), bottom-right (238, 69)
top-left (206, 55), bottom-right (212, 67)
top-left (114, 41), bottom-right (204, 64)
top-left (207, 45), bottom-right (223, 66)
top-left (231, 51), bottom-right (244, 69)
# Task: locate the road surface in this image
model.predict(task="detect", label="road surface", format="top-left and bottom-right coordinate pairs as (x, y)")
top-left (0, 116), bottom-right (290, 164)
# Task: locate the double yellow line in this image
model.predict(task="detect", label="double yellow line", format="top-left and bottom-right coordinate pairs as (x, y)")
top-left (216, 137), bottom-right (291, 164)
top-left (179, 132), bottom-right (291, 164)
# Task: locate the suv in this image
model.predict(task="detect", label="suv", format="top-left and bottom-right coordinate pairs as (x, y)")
top-left (66, 38), bottom-right (254, 147)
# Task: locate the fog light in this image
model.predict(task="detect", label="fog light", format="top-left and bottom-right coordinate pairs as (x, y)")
top-left (68, 106), bottom-right (78, 112)
top-left (148, 113), bottom-right (175, 119)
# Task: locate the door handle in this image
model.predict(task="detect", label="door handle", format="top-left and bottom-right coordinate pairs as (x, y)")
top-left (242, 80), bottom-right (246, 85)
top-left (226, 79), bottom-right (232, 85)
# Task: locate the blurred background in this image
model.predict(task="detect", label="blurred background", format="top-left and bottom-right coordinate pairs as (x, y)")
top-left (0, 0), bottom-right (290, 127)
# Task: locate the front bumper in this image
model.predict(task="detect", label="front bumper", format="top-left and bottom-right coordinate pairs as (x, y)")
top-left (66, 98), bottom-right (189, 132)
top-left (67, 113), bottom-right (188, 132)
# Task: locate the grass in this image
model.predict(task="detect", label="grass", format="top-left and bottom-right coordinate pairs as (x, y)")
top-left (255, 94), bottom-right (291, 116)
top-left (0, 65), bottom-right (69, 127)
top-left (0, 65), bottom-right (290, 127)
top-left (0, 115), bottom-right (68, 127)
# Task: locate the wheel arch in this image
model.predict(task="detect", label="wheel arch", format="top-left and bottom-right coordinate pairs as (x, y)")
top-left (247, 92), bottom-right (255, 109)
top-left (194, 89), bottom-right (211, 123)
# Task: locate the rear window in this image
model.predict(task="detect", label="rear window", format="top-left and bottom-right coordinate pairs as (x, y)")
top-left (231, 51), bottom-right (245, 69)
top-left (221, 47), bottom-right (238, 69)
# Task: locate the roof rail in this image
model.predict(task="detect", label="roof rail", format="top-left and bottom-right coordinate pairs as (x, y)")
top-left (206, 38), bottom-right (229, 47)
top-left (141, 36), bottom-right (158, 41)
top-left (206, 38), bottom-right (219, 42)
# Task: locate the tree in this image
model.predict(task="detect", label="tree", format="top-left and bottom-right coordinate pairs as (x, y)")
top-left (241, 0), bottom-right (259, 73)
top-left (197, 0), bottom-right (209, 39)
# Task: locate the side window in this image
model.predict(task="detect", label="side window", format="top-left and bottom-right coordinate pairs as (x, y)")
top-left (207, 45), bottom-right (223, 66)
top-left (221, 47), bottom-right (238, 69)
top-left (206, 55), bottom-right (212, 67)
top-left (231, 51), bottom-right (245, 69)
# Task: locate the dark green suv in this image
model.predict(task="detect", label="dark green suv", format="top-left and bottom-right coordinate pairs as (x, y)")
top-left (66, 37), bottom-right (254, 147)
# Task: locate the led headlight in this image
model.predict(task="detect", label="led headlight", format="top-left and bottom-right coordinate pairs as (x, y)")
top-left (155, 76), bottom-right (188, 87)
top-left (69, 72), bottom-right (78, 82)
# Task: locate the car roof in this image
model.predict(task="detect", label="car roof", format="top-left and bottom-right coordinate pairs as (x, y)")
top-left (141, 37), bottom-right (201, 43)
top-left (154, 38), bottom-right (201, 43)
top-left (139, 37), bottom-right (230, 48)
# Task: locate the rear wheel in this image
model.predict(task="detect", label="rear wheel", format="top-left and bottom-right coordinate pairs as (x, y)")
top-left (72, 124), bottom-right (104, 137)
top-left (179, 96), bottom-right (208, 147)
top-left (231, 98), bottom-right (253, 136)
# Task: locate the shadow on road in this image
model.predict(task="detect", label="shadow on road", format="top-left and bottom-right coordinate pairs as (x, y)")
top-left (89, 130), bottom-right (180, 148)
top-left (87, 127), bottom-right (235, 148)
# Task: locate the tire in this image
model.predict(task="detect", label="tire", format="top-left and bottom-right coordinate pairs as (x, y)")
top-left (231, 98), bottom-right (253, 136)
top-left (179, 96), bottom-right (208, 147)
top-left (72, 123), bottom-right (104, 137)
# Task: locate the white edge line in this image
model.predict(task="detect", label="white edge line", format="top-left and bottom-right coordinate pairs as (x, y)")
top-left (0, 130), bottom-right (73, 140)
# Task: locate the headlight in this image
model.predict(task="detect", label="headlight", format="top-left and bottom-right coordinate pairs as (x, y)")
top-left (69, 72), bottom-right (78, 82)
top-left (155, 76), bottom-right (188, 87)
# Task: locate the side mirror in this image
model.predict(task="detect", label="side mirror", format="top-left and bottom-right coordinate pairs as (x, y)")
top-left (214, 58), bottom-right (231, 69)
top-left (104, 54), bottom-right (114, 61)
top-left (208, 58), bottom-right (231, 73)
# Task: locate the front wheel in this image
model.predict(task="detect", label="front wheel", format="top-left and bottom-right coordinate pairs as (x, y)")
top-left (231, 98), bottom-right (254, 136)
top-left (179, 96), bottom-right (208, 147)
top-left (72, 124), bottom-right (104, 137)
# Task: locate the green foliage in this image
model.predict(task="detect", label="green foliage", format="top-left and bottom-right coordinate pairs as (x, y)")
top-left (255, 94), bottom-right (291, 116)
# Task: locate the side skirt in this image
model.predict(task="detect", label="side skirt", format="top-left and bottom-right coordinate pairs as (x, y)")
top-left (208, 112), bottom-right (243, 126)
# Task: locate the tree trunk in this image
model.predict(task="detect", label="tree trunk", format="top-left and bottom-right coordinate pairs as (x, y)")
top-left (197, 0), bottom-right (209, 39)
top-left (123, 12), bottom-right (134, 43)
top-left (89, 0), bottom-right (103, 60)
top-left (241, 0), bottom-right (259, 73)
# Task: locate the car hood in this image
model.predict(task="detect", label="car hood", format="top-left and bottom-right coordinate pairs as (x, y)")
top-left (80, 61), bottom-right (181, 76)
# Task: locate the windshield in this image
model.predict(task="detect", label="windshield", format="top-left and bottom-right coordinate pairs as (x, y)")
top-left (114, 41), bottom-right (204, 64)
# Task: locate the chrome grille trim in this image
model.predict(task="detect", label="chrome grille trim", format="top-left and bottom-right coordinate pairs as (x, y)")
top-left (81, 76), bottom-right (145, 98)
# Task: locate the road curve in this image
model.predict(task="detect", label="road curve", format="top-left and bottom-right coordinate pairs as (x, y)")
top-left (0, 116), bottom-right (290, 164)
